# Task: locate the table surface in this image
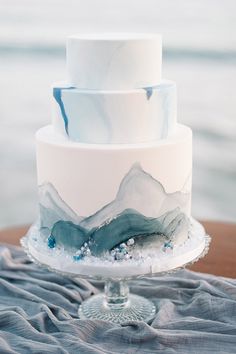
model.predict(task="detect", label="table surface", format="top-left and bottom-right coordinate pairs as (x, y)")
top-left (0, 221), bottom-right (235, 278)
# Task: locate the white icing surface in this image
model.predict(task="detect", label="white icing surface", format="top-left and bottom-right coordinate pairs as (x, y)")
top-left (25, 218), bottom-right (207, 278)
top-left (36, 124), bottom-right (192, 217)
top-left (52, 81), bottom-right (176, 143)
top-left (66, 33), bottom-right (162, 89)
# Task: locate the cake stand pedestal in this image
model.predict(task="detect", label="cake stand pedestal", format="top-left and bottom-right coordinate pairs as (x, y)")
top-left (79, 279), bottom-right (156, 323)
top-left (21, 219), bottom-right (210, 324)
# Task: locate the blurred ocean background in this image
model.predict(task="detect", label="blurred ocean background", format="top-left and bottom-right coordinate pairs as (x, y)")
top-left (0, 0), bottom-right (236, 228)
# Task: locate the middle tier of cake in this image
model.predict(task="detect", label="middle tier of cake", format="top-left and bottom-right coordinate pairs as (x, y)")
top-left (52, 81), bottom-right (176, 144)
top-left (36, 124), bottom-right (192, 256)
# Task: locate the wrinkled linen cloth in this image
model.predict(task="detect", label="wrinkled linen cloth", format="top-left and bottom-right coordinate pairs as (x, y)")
top-left (0, 244), bottom-right (235, 354)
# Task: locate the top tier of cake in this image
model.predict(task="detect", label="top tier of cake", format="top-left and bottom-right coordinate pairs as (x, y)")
top-left (66, 33), bottom-right (162, 90)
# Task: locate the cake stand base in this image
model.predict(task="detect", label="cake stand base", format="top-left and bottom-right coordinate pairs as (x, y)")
top-left (79, 280), bottom-right (155, 323)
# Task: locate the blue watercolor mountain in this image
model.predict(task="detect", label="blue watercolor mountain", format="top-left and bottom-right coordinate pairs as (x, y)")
top-left (39, 163), bottom-right (190, 256)
top-left (81, 163), bottom-right (190, 230)
top-left (39, 182), bottom-right (81, 231)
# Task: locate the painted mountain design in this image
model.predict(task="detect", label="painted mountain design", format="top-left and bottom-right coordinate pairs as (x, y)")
top-left (39, 163), bottom-right (190, 256)
top-left (39, 182), bottom-right (81, 231)
top-left (81, 163), bottom-right (190, 230)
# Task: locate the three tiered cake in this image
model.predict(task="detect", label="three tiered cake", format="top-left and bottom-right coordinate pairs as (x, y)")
top-left (27, 34), bottom-right (206, 277)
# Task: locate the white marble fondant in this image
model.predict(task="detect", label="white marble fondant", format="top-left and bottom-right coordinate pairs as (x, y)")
top-left (66, 33), bottom-right (162, 89)
top-left (52, 81), bottom-right (176, 143)
top-left (36, 124), bottom-right (192, 219)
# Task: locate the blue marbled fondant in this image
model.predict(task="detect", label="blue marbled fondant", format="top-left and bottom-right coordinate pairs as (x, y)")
top-left (53, 81), bottom-right (176, 143)
top-left (143, 87), bottom-right (153, 100)
top-left (39, 164), bottom-right (190, 257)
top-left (53, 86), bottom-right (75, 135)
top-left (53, 86), bottom-right (112, 143)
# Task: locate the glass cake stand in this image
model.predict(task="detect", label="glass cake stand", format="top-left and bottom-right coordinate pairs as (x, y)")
top-left (21, 218), bottom-right (211, 324)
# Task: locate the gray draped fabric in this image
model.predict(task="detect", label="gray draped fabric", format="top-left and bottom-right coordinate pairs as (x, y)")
top-left (0, 243), bottom-right (235, 353)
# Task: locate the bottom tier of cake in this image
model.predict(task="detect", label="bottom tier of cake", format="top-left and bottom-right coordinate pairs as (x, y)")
top-left (36, 124), bottom-right (192, 260)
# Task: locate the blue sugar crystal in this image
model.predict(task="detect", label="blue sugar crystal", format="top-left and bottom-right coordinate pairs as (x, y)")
top-left (73, 254), bottom-right (84, 261)
top-left (163, 241), bottom-right (173, 251)
top-left (47, 236), bottom-right (56, 249)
